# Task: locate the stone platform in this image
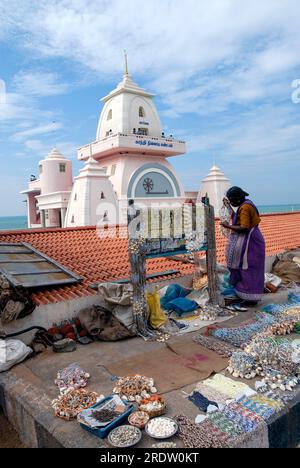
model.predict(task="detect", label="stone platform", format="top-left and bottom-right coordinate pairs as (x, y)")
top-left (0, 291), bottom-right (300, 449)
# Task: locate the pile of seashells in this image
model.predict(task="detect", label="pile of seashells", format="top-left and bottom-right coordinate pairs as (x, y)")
top-left (227, 352), bottom-right (257, 380)
top-left (51, 389), bottom-right (98, 420)
top-left (55, 363), bottom-right (90, 395)
top-left (113, 375), bottom-right (157, 403)
top-left (268, 317), bottom-right (297, 336)
top-left (227, 332), bottom-right (300, 391)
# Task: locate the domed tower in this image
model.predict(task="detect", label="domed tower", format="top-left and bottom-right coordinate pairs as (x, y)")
top-left (39, 148), bottom-right (73, 195)
top-left (36, 148), bottom-right (73, 228)
top-left (77, 55), bottom-right (186, 222)
top-left (65, 155), bottom-right (118, 228)
top-left (197, 165), bottom-right (231, 216)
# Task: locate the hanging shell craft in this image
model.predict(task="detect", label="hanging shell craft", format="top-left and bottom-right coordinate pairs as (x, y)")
top-left (113, 375), bottom-right (157, 403)
top-left (128, 237), bottom-right (146, 255)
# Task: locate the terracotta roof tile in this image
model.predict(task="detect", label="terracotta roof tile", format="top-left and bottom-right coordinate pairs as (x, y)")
top-left (0, 212), bottom-right (299, 305)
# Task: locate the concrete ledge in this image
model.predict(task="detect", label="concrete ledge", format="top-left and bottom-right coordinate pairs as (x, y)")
top-left (1, 362), bottom-right (300, 448)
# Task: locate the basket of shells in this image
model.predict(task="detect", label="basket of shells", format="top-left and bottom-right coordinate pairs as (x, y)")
top-left (113, 374), bottom-right (157, 403)
top-left (139, 395), bottom-right (166, 418)
top-left (128, 411), bottom-right (150, 429)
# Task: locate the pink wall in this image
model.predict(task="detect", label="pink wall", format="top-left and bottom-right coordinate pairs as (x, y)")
top-left (40, 159), bottom-right (73, 195)
top-left (28, 192), bottom-right (40, 225)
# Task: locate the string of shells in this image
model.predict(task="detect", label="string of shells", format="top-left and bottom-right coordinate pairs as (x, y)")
top-left (133, 299), bottom-right (146, 316)
top-left (128, 236), bottom-right (146, 254)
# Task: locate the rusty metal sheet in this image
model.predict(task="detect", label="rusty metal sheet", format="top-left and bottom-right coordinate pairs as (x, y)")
top-left (0, 242), bottom-right (82, 289)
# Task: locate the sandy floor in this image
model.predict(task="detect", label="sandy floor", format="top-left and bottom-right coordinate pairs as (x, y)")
top-left (0, 412), bottom-right (25, 448)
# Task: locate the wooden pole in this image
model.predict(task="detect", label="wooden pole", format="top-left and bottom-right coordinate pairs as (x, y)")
top-left (128, 205), bottom-right (152, 338)
top-left (205, 204), bottom-right (219, 305)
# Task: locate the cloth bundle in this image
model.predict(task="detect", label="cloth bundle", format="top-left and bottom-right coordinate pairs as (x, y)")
top-left (79, 305), bottom-right (136, 342)
top-left (160, 284), bottom-right (198, 317)
top-left (97, 282), bottom-right (136, 332)
top-left (146, 291), bottom-right (167, 330)
top-left (0, 339), bottom-right (32, 372)
top-left (0, 274), bottom-right (35, 324)
top-left (272, 258), bottom-right (300, 284)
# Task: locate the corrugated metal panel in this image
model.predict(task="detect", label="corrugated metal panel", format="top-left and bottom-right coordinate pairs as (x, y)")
top-left (0, 242), bottom-right (82, 288)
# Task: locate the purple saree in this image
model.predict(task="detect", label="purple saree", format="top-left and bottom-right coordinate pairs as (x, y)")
top-left (226, 200), bottom-right (265, 302)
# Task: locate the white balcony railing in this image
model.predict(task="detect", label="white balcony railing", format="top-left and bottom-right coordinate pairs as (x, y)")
top-left (78, 133), bottom-right (186, 161)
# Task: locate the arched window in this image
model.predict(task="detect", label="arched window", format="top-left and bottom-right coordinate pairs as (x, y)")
top-left (107, 109), bottom-right (113, 120)
top-left (139, 106), bottom-right (145, 118)
top-left (101, 191), bottom-right (105, 199)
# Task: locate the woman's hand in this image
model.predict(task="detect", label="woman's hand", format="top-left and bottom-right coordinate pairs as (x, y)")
top-left (220, 221), bottom-right (231, 228)
top-left (223, 198), bottom-right (231, 208)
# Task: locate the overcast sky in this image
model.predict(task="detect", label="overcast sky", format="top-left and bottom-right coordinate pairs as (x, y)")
top-left (0, 0), bottom-right (300, 215)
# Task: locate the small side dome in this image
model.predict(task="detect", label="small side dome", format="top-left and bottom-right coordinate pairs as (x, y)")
top-left (47, 148), bottom-right (65, 160)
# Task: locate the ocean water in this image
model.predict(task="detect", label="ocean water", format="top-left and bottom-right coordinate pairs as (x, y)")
top-left (0, 216), bottom-right (28, 231)
top-left (0, 205), bottom-right (299, 231)
top-left (258, 204), bottom-right (300, 214)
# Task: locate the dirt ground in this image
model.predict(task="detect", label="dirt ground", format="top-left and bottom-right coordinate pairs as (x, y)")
top-left (0, 411), bottom-right (25, 448)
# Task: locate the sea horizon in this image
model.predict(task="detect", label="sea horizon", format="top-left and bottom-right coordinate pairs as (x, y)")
top-left (0, 204), bottom-right (300, 231)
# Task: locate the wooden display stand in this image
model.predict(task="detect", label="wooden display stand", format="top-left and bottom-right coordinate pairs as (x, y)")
top-left (128, 200), bottom-right (219, 337)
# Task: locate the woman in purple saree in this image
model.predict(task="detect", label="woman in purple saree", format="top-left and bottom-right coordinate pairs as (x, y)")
top-left (221, 187), bottom-right (266, 305)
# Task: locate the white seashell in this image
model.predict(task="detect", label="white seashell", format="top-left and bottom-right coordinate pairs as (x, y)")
top-left (280, 385), bottom-right (286, 391)
top-left (233, 372), bottom-right (239, 378)
top-left (271, 384), bottom-right (278, 390)
top-left (128, 396), bottom-right (135, 402)
top-left (151, 387), bottom-right (157, 394)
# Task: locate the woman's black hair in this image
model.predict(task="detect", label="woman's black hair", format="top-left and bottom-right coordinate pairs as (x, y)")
top-left (227, 186), bottom-right (249, 199)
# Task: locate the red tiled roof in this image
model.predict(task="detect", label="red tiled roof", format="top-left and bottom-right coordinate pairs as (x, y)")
top-left (0, 212), bottom-right (299, 306)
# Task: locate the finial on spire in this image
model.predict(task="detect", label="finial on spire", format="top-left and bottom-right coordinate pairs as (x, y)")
top-left (124, 50), bottom-right (129, 76)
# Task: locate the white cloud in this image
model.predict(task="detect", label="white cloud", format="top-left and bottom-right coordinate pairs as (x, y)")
top-left (13, 71), bottom-right (70, 97)
top-left (13, 122), bottom-right (63, 140)
top-left (1, 0), bottom-right (300, 209)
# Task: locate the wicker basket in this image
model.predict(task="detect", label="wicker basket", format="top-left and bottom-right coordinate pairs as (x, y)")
top-left (139, 404), bottom-right (166, 419)
top-left (128, 411), bottom-right (150, 429)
